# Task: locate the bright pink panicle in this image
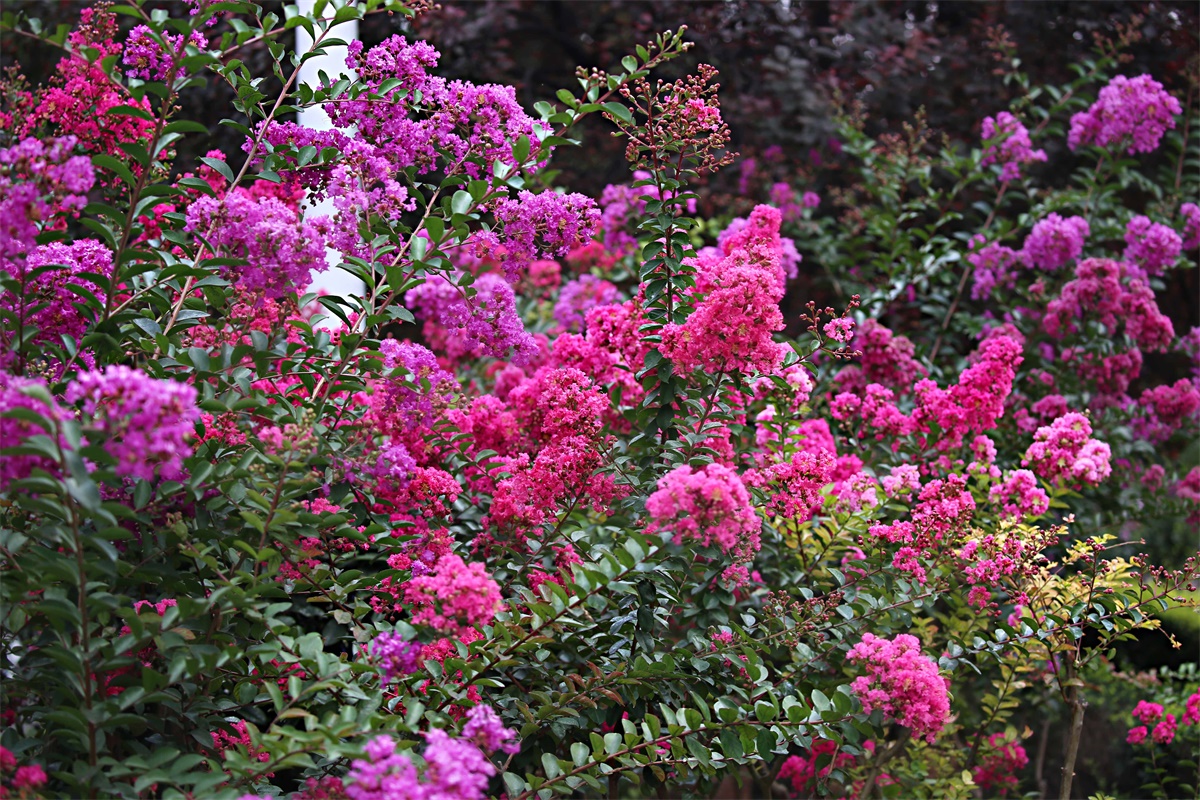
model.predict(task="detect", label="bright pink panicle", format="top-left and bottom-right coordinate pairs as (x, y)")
top-left (407, 273), bottom-right (538, 366)
top-left (1184, 691), bottom-right (1200, 725)
top-left (1022, 412), bottom-right (1112, 488)
top-left (846, 633), bottom-right (950, 742)
top-left (344, 722), bottom-right (514, 800)
top-left (403, 553), bottom-right (503, 635)
top-left (989, 469), bottom-right (1050, 521)
top-left (660, 205), bottom-right (788, 374)
top-left (981, 111), bottom-right (1046, 181)
top-left (646, 463), bottom-right (762, 567)
top-left (1068, 74), bottom-right (1181, 154)
top-left (65, 366), bottom-right (200, 482)
top-left (0, 374), bottom-right (68, 490)
top-left (973, 733), bottom-right (1028, 797)
top-left (0, 136), bottom-right (95, 266)
top-left (1182, 203), bottom-right (1200, 249)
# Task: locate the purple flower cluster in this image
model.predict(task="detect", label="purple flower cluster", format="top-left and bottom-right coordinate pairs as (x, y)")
top-left (322, 36), bottom-right (545, 183)
top-left (483, 191), bottom-right (600, 281)
top-left (370, 631), bottom-right (423, 682)
top-left (553, 275), bottom-right (620, 332)
top-left (980, 111), bottom-right (1046, 181)
top-left (1068, 74), bottom-right (1182, 155)
top-left (377, 339), bottom-right (457, 430)
top-left (969, 239), bottom-right (1019, 301)
top-left (406, 273), bottom-right (538, 365)
top-left (1123, 215), bottom-right (1183, 276)
top-left (344, 707), bottom-right (518, 800)
top-left (461, 704), bottom-right (520, 755)
top-left (1020, 213), bottom-right (1089, 271)
top-left (1182, 203), bottom-right (1200, 250)
top-left (184, 188), bottom-right (328, 299)
top-left (0, 136), bottom-right (94, 267)
top-left (122, 25), bottom-right (207, 81)
top-left (0, 373), bottom-right (67, 490)
top-left (64, 365), bottom-right (199, 482)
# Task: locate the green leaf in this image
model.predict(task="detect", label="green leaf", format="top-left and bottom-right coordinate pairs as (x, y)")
top-left (451, 190), bottom-right (473, 216)
top-left (603, 102), bottom-right (633, 125)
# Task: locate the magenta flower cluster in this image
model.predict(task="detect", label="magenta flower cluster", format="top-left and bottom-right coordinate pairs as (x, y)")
top-left (344, 707), bottom-right (518, 800)
top-left (184, 187), bottom-right (328, 299)
top-left (1068, 74), bottom-right (1182, 155)
top-left (1125, 692), bottom-right (1200, 746)
top-left (1020, 213), bottom-right (1089, 272)
top-left (370, 631), bottom-right (423, 683)
top-left (980, 111), bottom-right (1046, 181)
top-left (660, 205), bottom-right (788, 374)
top-left (65, 365), bottom-right (200, 482)
top-left (483, 191), bottom-right (601, 281)
top-left (1022, 412), bottom-right (1112, 488)
top-left (846, 633), bottom-right (950, 742)
top-left (646, 462), bottom-right (762, 572)
top-left (1123, 215), bottom-right (1183, 276)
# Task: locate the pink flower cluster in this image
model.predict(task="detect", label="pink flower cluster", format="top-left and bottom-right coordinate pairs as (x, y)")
top-left (327, 35), bottom-right (544, 183)
top-left (1044, 258), bottom-right (1174, 353)
top-left (1123, 215), bottom-right (1183, 276)
top-left (403, 553), bottom-right (503, 635)
top-left (1182, 203), bottom-right (1200, 250)
top-left (911, 334), bottom-right (1024, 450)
top-left (777, 740), bottom-right (882, 797)
top-left (0, 745), bottom-right (48, 796)
top-left (0, 373), bottom-right (68, 490)
top-left (185, 186), bottom-right (328, 299)
top-left (65, 365), bottom-right (200, 482)
top-left (660, 205), bottom-right (788, 374)
top-left (1134, 379), bottom-right (1200, 443)
top-left (1126, 692), bottom-right (1200, 746)
top-left (1068, 74), bottom-right (1182, 154)
top-left (989, 469), bottom-right (1050, 520)
top-left (1, 239), bottom-right (114, 372)
top-left (973, 733), bottom-right (1028, 796)
top-left (1020, 213), bottom-right (1089, 271)
top-left (646, 462), bottom-right (762, 568)
top-left (846, 633), bottom-right (950, 742)
top-left (969, 239), bottom-right (1019, 301)
top-left (553, 275), bottom-right (620, 332)
top-left (745, 450), bottom-right (836, 521)
top-left (1022, 413), bottom-right (1112, 488)
top-left (980, 111), bottom-right (1046, 181)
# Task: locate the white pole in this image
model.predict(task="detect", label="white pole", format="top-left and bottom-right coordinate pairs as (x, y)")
top-left (296, 0), bottom-right (364, 303)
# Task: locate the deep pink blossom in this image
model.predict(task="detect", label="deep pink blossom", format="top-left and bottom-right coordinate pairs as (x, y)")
top-left (403, 553), bottom-right (503, 635)
top-left (1023, 413), bottom-right (1112, 488)
top-left (847, 633), bottom-right (950, 742)
top-left (646, 463), bottom-right (762, 566)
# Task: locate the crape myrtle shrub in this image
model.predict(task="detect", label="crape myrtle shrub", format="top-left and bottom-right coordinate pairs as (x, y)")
top-left (0, 3), bottom-right (1199, 800)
